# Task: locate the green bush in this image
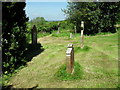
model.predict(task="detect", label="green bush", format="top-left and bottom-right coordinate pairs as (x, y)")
top-left (2, 2), bottom-right (29, 74)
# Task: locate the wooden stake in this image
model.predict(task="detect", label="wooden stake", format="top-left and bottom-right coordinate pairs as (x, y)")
top-left (74, 26), bottom-right (77, 34)
top-left (70, 33), bottom-right (72, 39)
top-left (81, 30), bottom-right (84, 48)
top-left (57, 23), bottom-right (60, 34)
top-left (66, 44), bottom-right (74, 74)
top-left (81, 21), bottom-right (84, 48)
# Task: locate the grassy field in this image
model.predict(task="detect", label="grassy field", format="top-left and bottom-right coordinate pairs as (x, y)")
top-left (4, 30), bottom-right (118, 88)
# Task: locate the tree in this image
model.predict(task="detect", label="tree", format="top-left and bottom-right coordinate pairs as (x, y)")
top-left (30, 17), bottom-right (46, 28)
top-left (63, 2), bottom-right (120, 35)
top-left (2, 2), bottom-right (29, 74)
top-left (99, 2), bottom-right (120, 33)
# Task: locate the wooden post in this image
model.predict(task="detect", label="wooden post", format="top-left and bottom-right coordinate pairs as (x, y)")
top-left (74, 26), bottom-right (77, 34)
top-left (70, 33), bottom-right (72, 39)
top-left (31, 25), bottom-right (37, 45)
top-left (66, 44), bottom-right (74, 74)
top-left (57, 23), bottom-right (60, 34)
top-left (81, 21), bottom-right (84, 48)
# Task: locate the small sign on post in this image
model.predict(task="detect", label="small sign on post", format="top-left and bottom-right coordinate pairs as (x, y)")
top-left (81, 21), bottom-right (84, 48)
top-left (66, 44), bottom-right (74, 74)
top-left (31, 25), bottom-right (37, 45)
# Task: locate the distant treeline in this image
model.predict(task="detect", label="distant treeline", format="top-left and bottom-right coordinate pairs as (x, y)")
top-left (27, 17), bottom-right (74, 34)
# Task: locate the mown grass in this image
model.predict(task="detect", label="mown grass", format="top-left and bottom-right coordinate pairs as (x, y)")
top-left (3, 29), bottom-right (118, 88)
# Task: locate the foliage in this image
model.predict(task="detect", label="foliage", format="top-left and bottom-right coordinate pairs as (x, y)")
top-left (29, 17), bottom-right (46, 30)
top-left (27, 17), bottom-right (74, 35)
top-left (2, 2), bottom-right (29, 74)
top-left (96, 32), bottom-right (112, 35)
top-left (28, 17), bottom-right (58, 33)
top-left (63, 2), bottom-right (120, 35)
top-left (51, 30), bottom-right (71, 37)
top-left (55, 62), bottom-right (83, 80)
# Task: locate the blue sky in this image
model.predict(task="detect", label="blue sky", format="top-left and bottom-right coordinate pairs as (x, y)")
top-left (25, 2), bottom-right (68, 21)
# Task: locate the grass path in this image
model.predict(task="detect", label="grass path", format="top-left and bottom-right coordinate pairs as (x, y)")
top-left (7, 33), bottom-right (118, 88)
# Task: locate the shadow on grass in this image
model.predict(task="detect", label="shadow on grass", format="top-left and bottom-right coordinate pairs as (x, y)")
top-left (2, 43), bottom-right (44, 89)
top-left (24, 43), bottom-right (44, 62)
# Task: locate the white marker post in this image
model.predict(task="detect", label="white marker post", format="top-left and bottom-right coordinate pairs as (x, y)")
top-left (57, 23), bottom-right (60, 34)
top-left (81, 21), bottom-right (84, 48)
top-left (70, 33), bottom-right (72, 39)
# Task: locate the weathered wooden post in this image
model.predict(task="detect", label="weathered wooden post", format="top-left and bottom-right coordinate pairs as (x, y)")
top-left (70, 33), bottom-right (73, 39)
top-left (31, 25), bottom-right (37, 45)
top-left (66, 44), bottom-right (74, 74)
top-left (81, 21), bottom-right (84, 48)
top-left (74, 25), bottom-right (77, 34)
top-left (57, 23), bottom-right (60, 34)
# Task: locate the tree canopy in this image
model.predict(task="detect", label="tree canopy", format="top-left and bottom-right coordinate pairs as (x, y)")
top-left (64, 2), bottom-right (120, 35)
